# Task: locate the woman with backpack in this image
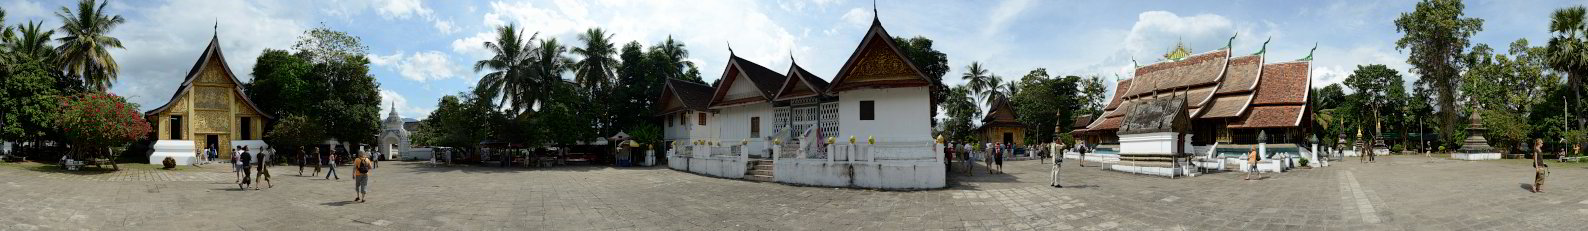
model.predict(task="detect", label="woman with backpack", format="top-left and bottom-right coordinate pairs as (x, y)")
top-left (352, 152), bottom-right (373, 202)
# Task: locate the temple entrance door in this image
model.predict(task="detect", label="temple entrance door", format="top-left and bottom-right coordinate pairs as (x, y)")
top-left (791, 106), bottom-right (818, 142)
top-left (1002, 132), bottom-right (1014, 145)
top-left (206, 135), bottom-right (219, 157)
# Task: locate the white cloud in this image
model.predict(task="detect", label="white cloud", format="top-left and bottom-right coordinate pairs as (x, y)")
top-left (374, 0), bottom-right (432, 19)
top-left (2, 0), bottom-right (51, 22)
top-left (432, 18), bottom-right (458, 34)
top-left (379, 89), bottom-right (434, 119)
top-left (980, 0), bottom-right (1033, 38)
top-left (368, 51), bottom-right (464, 82)
top-left (840, 8), bottom-right (871, 28)
top-left (450, 32), bottom-right (494, 60)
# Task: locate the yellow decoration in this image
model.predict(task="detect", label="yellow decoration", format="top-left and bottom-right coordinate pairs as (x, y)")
top-left (629, 140), bottom-right (640, 148)
top-left (741, 139), bottom-right (748, 145)
top-left (826, 137), bottom-right (836, 144)
top-left (848, 136), bottom-right (856, 144)
top-left (867, 136), bottom-right (875, 145)
top-left (773, 138), bottom-right (781, 145)
top-left (935, 135), bottom-right (945, 144)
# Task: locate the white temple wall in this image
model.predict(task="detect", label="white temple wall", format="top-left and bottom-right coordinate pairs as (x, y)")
top-left (837, 87), bottom-right (931, 142)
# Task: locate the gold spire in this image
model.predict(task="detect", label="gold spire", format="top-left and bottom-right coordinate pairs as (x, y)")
top-left (1164, 40), bottom-right (1191, 61)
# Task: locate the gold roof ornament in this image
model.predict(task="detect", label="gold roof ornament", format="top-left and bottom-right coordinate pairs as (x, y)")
top-left (1164, 40), bottom-right (1191, 61)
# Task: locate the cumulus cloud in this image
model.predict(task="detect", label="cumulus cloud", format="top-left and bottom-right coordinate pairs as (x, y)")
top-left (2, 0), bottom-right (51, 22)
top-left (368, 51), bottom-right (464, 82)
top-left (374, 0), bottom-right (432, 19)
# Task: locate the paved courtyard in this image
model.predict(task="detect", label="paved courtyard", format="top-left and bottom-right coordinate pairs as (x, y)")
top-left (3, 155), bottom-right (1587, 230)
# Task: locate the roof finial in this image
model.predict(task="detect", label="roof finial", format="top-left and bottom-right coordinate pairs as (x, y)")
top-left (1225, 32), bottom-right (1237, 49)
top-left (1253, 36), bottom-right (1271, 55)
top-left (726, 41), bottom-right (734, 56)
top-left (1299, 42), bottom-right (1318, 61)
top-left (1131, 58), bottom-right (1139, 69)
top-left (873, 0), bottom-right (879, 18)
top-left (213, 19), bottom-right (218, 36)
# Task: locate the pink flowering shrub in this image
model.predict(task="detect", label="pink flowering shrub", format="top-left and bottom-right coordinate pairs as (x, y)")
top-left (56, 93), bottom-right (152, 148)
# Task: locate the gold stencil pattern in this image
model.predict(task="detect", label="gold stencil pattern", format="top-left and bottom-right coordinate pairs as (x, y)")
top-left (845, 43), bottom-right (916, 82)
top-left (195, 111), bottom-right (230, 133)
top-left (194, 87), bottom-right (229, 109)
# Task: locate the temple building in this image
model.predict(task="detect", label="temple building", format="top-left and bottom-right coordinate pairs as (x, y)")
top-left (144, 34), bottom-right (274, 164)
top-left (978, 98), bottom-right (1025, 146)
top-left (664, 10), bottom-right (945, 189)
top-left (1074, 39), bottom-right (1314, 176)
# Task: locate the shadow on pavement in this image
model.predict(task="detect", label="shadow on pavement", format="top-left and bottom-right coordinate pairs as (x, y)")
top-left (321, 201), bottom-right (356, 206)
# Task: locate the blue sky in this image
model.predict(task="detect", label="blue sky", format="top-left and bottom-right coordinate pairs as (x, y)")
top-left (2, 0), bottom-right (1578, 120)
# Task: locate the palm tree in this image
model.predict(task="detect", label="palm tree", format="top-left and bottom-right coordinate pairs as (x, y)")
top-left (572, 28), bottom-right (617, 92)
top-left (960, 62), bottom-right (993, 99)
top-left (10, 21), bottom-right (57, 63)
top-left (473, 24), bottom-right (538, 114)
top-left (54, 0), bottom-right (125, 92)
top-left (1547, 6), bottom-right (1587, 131)
top-left (651, 36), bottom-right (694, 81)
top-left (530, 38), bottom-right (573, 88)
top-left (982, 75), bottom-right (1008, 108)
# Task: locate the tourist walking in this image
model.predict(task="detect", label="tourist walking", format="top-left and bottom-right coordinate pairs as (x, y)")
top-left (255, 145), bottom-right (273, 189)
top-left (312, 147), bottom-right (323, 177)
top-left (993, 143), bottom-right (1004, 174)
top-left (238, 146), bottom-right (252, 190)
top-left (325, 151), bottom-right (340, 180)
top-left (1244, 146), bottom-right (1260, 180)
top-left (232, 145), bottom-right (243, 183)
top-left (1533, 139), bottom-right (1548, 193)
top-left (1050, 149), bottom-right (1064, 188)
top-left (297, 148), bottom-right (306, 176)
top-left (352, 152), bottom-right (373, 202)
top-left (1077, 141), bottom-right (1088, 167)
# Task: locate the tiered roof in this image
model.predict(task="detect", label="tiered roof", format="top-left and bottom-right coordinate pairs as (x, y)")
top-left (708, 54), bottom-right (788, 108)
top-left (658, 78), bottom-right (716, 115)
top-left (773, 60), bottom-right (831, 101)
top-left (979, 97), bottom-right (1023, 129)
top-left (826, 17), bottom-right (932, 92)
top-left (1081, 42), bottom-right (1311, 133)
top-left (144, 34), bottom-right (273, 119)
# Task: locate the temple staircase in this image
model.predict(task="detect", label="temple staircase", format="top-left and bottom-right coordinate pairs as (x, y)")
top-left (745, 159), bottom-right (775, 182)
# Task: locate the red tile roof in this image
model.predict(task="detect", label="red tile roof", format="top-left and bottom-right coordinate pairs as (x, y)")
top-left (1229, 105), bottom-right (1305, 128)
top-left (1216, 55), bottom-right (1263, 94)
top-left (1252, 62), bottom-right (1310, 105)
top-left (1198, 94), bottom-right (1252, 118)
top-left (1104, 79), bottom-right (1133, 110)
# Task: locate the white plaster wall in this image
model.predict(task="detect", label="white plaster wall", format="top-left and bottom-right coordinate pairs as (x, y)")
top-left (836, 87), bottom-right (932, 142)
top-left (148, 140), bottom-right (197, 165)
top-left (715, 103), bottom-right (774, 157)
top-left (1118, 132), bottom-right (1178, 154)
top-left (773, 160), bottom-right (945, 189)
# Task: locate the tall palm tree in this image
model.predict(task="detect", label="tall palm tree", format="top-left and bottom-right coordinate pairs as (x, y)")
top-left (530, 38), bottom-right (573, 87)
top-left (54, 0), bottom-right (125, 92)
top-left (11, 21), bottom-right (57, 63)
top-left (651, 36), bottom-right (693, 80)
top-left (982, 75), bottom-right (1008, 108)
top-left (1547, 6), bottom-right (1587, 131)
top-left (960, 62), bottom-right (993, 99)
top-left (572, 28), bottom-right (616, 92)
top-left (473, 24), bottom-right (538, 114)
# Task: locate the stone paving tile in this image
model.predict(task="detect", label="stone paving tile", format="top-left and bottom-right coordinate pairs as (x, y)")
top-left (1, 156), bottom-right (1587, 230)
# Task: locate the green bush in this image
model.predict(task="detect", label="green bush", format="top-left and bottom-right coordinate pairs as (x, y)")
top-left (1298, 157), bottom-right (1310, 167)
top-left (1391, 144), bottom-right (1405, 153)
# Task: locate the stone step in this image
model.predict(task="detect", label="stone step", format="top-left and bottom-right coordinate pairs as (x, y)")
top-left (745, 175), bottom-right (774, 182)
top-left (750, 169), bottom-right (774, 176)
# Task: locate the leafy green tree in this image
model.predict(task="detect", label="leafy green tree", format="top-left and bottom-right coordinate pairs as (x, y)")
top-left (1009, 68), bottom-right (1081, 144)
top-left (1344, 64), bottom-right (1403, 141)
top-left (893, 36), bottom-right (950, 121)
top-left (246, 27), bottom-right (382, 146)
top-left (264, 115), bottom-right (327, 150)
top-left (244, 49), bottom-right (314, 117)
top-left (1078, 75), bottom-right (1106, 116)
top-left (53, 0), bottom-right (125, 92)
top-left (1, 18), bottom-right (67, 152)
top-left (1394, 0), bottom-right (1484, 147)
top-left (941, 85), bottom-right (979, 143)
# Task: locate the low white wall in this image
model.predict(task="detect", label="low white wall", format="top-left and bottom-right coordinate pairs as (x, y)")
top-left (1118, 132), bottom-right (1178, 154)
top-left (668, 145), bottom-right (748, 179)
top-left (770, 143), bottom-right (946, 190)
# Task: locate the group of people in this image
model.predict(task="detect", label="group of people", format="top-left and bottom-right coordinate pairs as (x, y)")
top-left (226, 145), bottom-right (273, 190)
top-left (947, 142), bottom-right (1017, 175)
top-left (210, 145), bottom-right (377, 203)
